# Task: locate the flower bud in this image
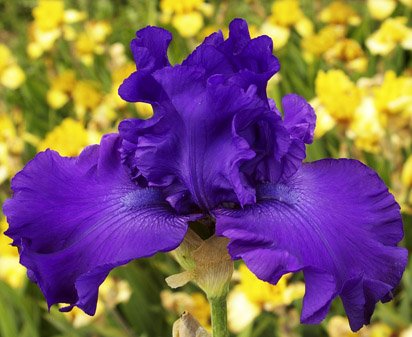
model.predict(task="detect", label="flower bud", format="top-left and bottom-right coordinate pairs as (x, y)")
top-left (172, 312), bottom-right (210, 337)
top-left (167, 229), bottom-right (234, 299)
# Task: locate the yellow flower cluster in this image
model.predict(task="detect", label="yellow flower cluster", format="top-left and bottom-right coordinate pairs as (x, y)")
top-left (37, 118), bottom-right (95, 157)
top-left (227, 264), bottom-right (304, 333)
top-left (314, 69), bottom-right (412, 154)
top-left (368, 0), bottom-right (412, 20)
top-left (302, 1), bottom-right (367, 72)
top-left (260, 0), bottom-right (313, 50)
top-left (28, 0), bottom-right (111, 65)
top-left (28, 0), bottom-right (86, 59)
top-left (367, 17), bottom-right (412, 55)
top-left (75, 21), bottom-right (112, 65)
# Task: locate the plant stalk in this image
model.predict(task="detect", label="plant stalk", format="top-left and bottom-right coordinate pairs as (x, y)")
top-left (209, 294), bottom-right (229, 337)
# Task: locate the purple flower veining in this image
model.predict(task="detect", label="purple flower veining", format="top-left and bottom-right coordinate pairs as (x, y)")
top-left (3, 19), bottom-right (407, 331)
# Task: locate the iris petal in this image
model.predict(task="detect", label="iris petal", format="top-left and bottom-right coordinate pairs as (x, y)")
top-left (183, 18), bottom-right (280, 98)
top-left (120, 65), bottom-right (278, 209)
top-left (3, 134), bottom-right (192, 314)
top-left (118, 26), bottom-right (171, 103)
top-left (215, 159), bottom-right (406, 331)
top-left (282, 94), bottom-right (316, 145)
top-left (118, 20), bottom-right (316, 210)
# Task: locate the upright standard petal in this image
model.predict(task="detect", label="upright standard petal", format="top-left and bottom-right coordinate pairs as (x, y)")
top-left (183, 18), bottom-right (280, 98)
top-left (276, 94), bottom-right (316, 179)
top-left (118, 26), bottom-right (172, 103)
top-left (215, 159), bottom-right (406, 331)
top-left (120, 65), bottom-right (282, 210)
top-left (120, 19), bottom-right (280, 105)
top-left (282, 94), bottom-right (316, 144)
top-left (3, 134), bottom-right (192, 314)
top-left (118, 19), bottom-right (310, 211)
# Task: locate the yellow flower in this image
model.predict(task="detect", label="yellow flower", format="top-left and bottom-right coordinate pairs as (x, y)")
top-left (0, 44), bottom-right (12, 68)
top-left (74, 21), bottom-right (112, 65)
top-left (28, 1), bottom-right (87, 58)
top-left (37, 118), bottom-right (92, 156)
top-left (315, 70), bottom-right (361, 121)
top-left (366, 17), bottom-right (412, 55)
top-left (86, 21), bottom-right (112, 44)
top-left (374, 71), bottom-right (412, 116)
top-left (270, 0), bottom-right (304, 27)
top-left (110, 62), bottom-right (136, 108)
top-left (367, 0), bottom-right (397, 20)
top-left (63, 9), bottom-right (87, 24)
top-left (0, 44), bottom-right (25, 89)
top-left (227, 264), bottom-right (304, 332)
top-left (1, 64), bottom-right (25, 90)
top-left (28, 0), bottom-right (65, 57)
top-left (161, 0), bottom-right (204, 14)
top-left (47, 70), bottom-right (77, 109)
top-left (161, 290), bottom-right (211, 329)
top-left (263, 0), bottom-right (312, 49)
top-left (27, 42), bottom-right (43, 59)
top-left (0, 218), bottom-right (26, 288)
top-left (32, 0), bottom-right (64, 31)
top-left (227, 288), bottom-right (260, 333)
top-left (160, 0), bottom-right (211, 38)
top-left (347, 97), bottom-right (385, 153)
top-left (294, 16), bottom-right (314, 38)
top-left (319, 1), bottom-right (361, 26)
top-left (311, 98), bottom-right (336, 138)
top-left (89, 98), bottom-right (117, 130)
top-left (237, 264), bottom-right (304, 309)
top-left (49, 70), bottom-right (77, 95)
top-left (172, 12), bottom-right (204, 38)
top-left (47, 89), bottom-right (69, 109)
top-left (302, 25), bottom-right (346, 60)
top-left (109, 43), bottom-right (128, 68)
top-left (260, 21), bottom-right (290, 50)
top-left (72, 81), bottom-right (103, 118)
top-left (324, 39), bottom-right (367, 73)
top-left (402, 156), bottom-right (412, 188)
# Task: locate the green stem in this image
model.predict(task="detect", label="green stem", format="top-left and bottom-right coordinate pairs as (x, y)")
top-left (209, 295), bottom-right (229, 337)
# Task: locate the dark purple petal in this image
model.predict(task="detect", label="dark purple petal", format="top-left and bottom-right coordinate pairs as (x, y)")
top-left (183, 18), bottom-right (280, 98)
top-left (118, 26), bottom-right (171, 103)
top-left (215, 159), bottom-right (406, 331)
top-left (120, 65), bottom-right (280, 209)
top-left (130, 26), bottom-right (171, 71)
top-left (3, 134), bottom-right (192, 314)
top-left (118, 19), bottom-right (313, 211)
top-left (118, 70), bottom-right (164, 103)
top-left (274, 94), bottom-right (316, 180)
top-left (282, 94), bottom-right (316, 144)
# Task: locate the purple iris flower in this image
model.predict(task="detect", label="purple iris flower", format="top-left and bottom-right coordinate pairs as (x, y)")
top-left (3, 19), bottom-right (406, 331)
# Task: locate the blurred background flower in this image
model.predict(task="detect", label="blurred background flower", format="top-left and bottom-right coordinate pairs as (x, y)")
top-left (0, 0), bottom-right (411, 336)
